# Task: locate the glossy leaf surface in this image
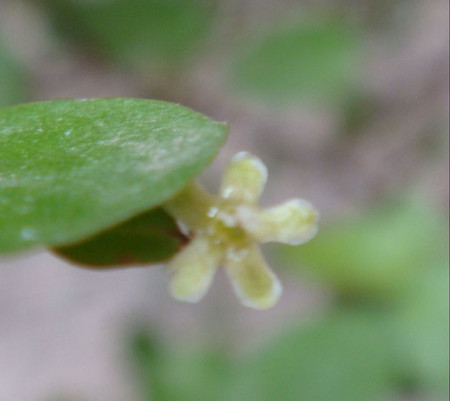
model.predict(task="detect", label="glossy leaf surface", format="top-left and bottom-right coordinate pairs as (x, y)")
top-left (0, 98), bottom-right (227, 255)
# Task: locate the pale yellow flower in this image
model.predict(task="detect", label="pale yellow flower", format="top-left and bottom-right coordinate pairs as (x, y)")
top-left (164, 152), bottom-right (318, 309)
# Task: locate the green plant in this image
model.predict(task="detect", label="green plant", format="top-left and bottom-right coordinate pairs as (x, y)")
top-left (0, 97), bottom-right (318, 309)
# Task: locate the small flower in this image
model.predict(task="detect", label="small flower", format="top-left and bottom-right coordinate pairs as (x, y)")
top-left (164, 152), bottom-right (318, 309)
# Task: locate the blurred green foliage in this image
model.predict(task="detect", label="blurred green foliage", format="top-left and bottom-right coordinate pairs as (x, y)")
top-left (391, 264), bottom-right (449, 393)
top-left (224, 310), bottom-right (393, 401)
top-left (36, 1), bottom-right (363, 105)
top-left (0, 40), bottom-right (27, 106)
top-left (39, 0), bottom-right (216, 69)
top-left (130, 299), bottom-right (448, 401)
top-left (281, 201), bottom-right (448, 298)
top-left (130, 332), bottom-right (232, 401)
top-left (232, 17), bottom-right (361, 106)
top-left (130, 311), bottom-right (394, 401)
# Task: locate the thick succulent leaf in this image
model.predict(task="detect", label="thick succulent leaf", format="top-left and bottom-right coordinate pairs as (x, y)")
top-left (40, 0), bottom-right (215, 66)
top-left (53, 208), bottom-right (187, 267)
top-left (232, 17), bottom-right (361, 105)
top-left (0, 98), bottom-right (227, 255)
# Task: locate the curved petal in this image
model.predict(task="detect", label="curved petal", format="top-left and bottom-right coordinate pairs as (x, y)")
top-left (237, 199), bottom-right (318, 245)
top-left (167, 236), bottom-right (223, 303)
top-left (224, 244), bottom-right (282, 309)
top-left (220, 152), bottom-right (267, 205)
top-left (164, 182), bottom-right (218, 231)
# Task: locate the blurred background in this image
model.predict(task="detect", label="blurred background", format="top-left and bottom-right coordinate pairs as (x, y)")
top-left (0, 1), bottom-right (448, 400)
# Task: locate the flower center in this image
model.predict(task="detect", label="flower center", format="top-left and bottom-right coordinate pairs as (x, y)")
top-left (205, 202), bottom-right (248, 246)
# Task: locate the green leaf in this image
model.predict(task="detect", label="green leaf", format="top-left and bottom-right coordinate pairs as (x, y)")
top-left (392, 264), bottom-right (449, 395)
top-left (40, 0), bottom-right (215, 67)
top-left (280, 201), bottom-right (448, 297)
top-left (225, 311), bottom-right (393, 401)
top-left (129, 330), bottom-right (168, 401)
top-left (159, 350), bottom-right (232, 401)
top-left (129, 331), bottom-right (232, 401)
top-left (0, 98), bottom-right (227, 256)
top-left (232, 17), bottom-right (361, 106)
top-left (53, 208), bottom-right (187, 267)
top-left (0, 40), bottom-right (28, 106)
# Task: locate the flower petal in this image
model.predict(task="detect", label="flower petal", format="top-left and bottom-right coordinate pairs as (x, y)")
top-left (237, 199), bottom-right (319, 245)
top-left (164, 182), bottom-right (218, 231)
top-left (167, 236), bottom-right (223, 303)
top-left (224, 244), bottom-right (282, 309)
top-left (220, 152), bottom-right (267, 204)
